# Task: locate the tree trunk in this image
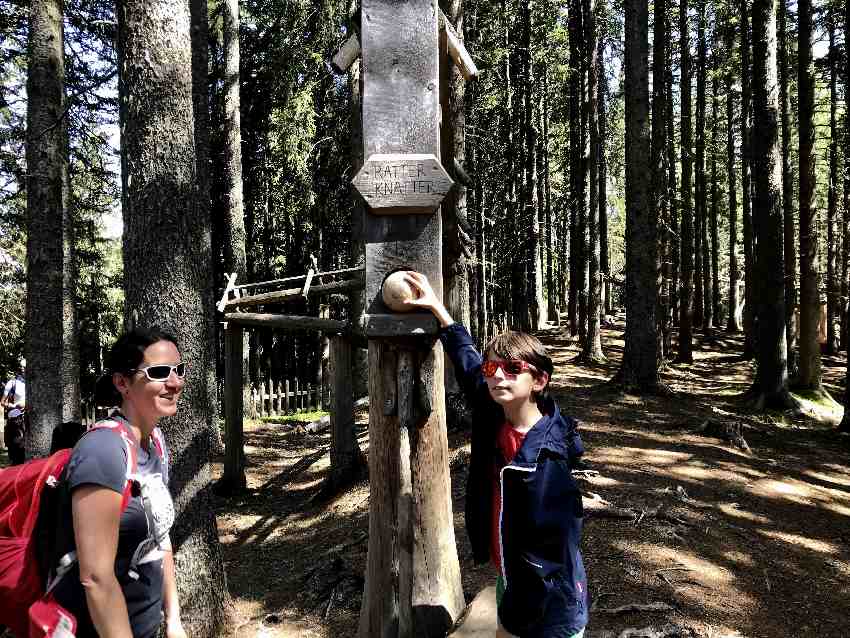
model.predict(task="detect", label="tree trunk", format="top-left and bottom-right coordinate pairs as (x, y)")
top-left (840, 0), bottom-right (850, 432)
top-left (442, 0), bottom-right (472, 357)
top-left (599, 33), bottom-right (611, 317)
top-left (117, 1), bottom-right (229, 633)
top-left (665, 16), bottom-right (679, 331)
top-left (618, 0), bottom-right (660, 391)
top-left (543, 66), bottom-right (556, 323)
top-left (826, 11), bottom-right (838, 356)
top-left (797, 0), bottom-right (821, 391)
top-left (694, 0), bottom-right (708, 330)
top-left (568, 0), bottom-right (582, 336)
top-left (778, 0), bottom-right (795, 368)
top-left (741, 0), bottom-right (757, 359)
top-left (750, 0), bottom-right (790, 407)
top-left (710, 49), bottom-right (721, 326)
top-left (218, 0), bottom-right (248, 492)
top-left (677, 0), bottom-right (695, 363)
top-left (26, 0), bottom-right (79, 457)
top-left (652, 0), bottom-right (668, 359)
top-left (582, 0), bottom-right (604, 361)
top-left (726, 19), bottom-right (741, 332)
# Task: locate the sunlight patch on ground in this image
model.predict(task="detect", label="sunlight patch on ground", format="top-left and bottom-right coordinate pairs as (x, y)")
top-left (790, 391), bottom-right (844, 425)
top-left (592, 446), bottom-right (692, 466)
top-left (758, 530), bottom-right (840, 555)
top-left (722, 550), bottom-right (756, 568)
top-left (804, 469), bottom-right (850, 488)
top-left (667, 465), bottom-right (716, 481)
top-left (748, 477), bottom-right (850, 513)
top-left (717, 503), bottom-right (772, 525)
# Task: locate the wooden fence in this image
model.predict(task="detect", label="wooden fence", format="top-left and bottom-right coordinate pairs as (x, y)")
top-left (248, 378), bottom-right (327, 418)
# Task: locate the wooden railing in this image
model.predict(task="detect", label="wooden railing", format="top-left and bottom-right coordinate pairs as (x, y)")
top-left (247, 378), bottom-right (327, 418)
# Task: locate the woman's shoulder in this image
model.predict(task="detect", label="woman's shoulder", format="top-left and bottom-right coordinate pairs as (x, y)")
top-left (67, 427), bottom-right (131, 492)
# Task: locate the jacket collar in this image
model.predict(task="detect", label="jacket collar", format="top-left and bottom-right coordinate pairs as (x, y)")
top-left (509, 397), bottom-right (583, 466)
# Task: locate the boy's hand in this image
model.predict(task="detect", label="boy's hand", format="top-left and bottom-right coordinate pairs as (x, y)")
top-left (402, 271), bottom-right (455, 327)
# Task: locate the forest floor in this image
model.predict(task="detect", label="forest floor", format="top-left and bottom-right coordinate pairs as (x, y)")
top-left (212, 317), bottom-right (850, 638)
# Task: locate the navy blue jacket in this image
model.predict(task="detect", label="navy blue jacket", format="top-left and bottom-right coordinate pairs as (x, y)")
top-left (440, 323), bottom-right (589, 636)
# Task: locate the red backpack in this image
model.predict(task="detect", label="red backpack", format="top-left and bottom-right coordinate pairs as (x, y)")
top-left (0, 419), bottom-right (140, 638)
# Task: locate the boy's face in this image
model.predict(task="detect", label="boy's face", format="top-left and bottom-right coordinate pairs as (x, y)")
top-left (483, 353), bottom-right (548, 408)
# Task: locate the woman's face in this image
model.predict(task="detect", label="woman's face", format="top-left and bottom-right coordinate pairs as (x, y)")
top-left (115, 340), bottom-right (185, 423)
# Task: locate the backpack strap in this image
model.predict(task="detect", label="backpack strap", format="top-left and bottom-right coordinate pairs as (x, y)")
top-left (46, 419), bottom-right (141, 592)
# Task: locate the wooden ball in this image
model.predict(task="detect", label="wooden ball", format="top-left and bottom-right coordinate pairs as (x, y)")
top-left (382, 271), bottom-right (417, 312)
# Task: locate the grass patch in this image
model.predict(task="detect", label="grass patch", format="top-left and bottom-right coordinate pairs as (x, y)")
top-left (258, 410), bottom-right (328, 425)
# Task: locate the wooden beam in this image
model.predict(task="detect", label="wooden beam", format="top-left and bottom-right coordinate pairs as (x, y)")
top-left (332, 33), bottom-right (361, 73)
top-left (439, 11), bottom-right (479, 81)
top-left (234, 265), bottom-right (364, 292)
top-left (223, 275), bottom-right (365, 309)
top-left (360, 312), bottom-right (439, 337)
top-left (217, 272), bottom-right (238, 312)
top-left (224, 312), bottom-right (349, 334)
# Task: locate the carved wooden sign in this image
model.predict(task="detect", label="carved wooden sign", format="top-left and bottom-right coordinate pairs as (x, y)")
top-left (352, 153), bottom-right (453, 214)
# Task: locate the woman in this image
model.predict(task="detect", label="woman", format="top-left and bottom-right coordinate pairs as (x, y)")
top-left (51, 327), bottom-right (188, 638)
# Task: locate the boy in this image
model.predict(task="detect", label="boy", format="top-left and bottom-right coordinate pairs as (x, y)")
top-left (402, 272), bottom-right (588, 638)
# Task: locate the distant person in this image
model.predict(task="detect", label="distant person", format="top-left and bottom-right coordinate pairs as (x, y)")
top-left (1, 361), bottom-right (27, 465)
top-left (402, 272), bottom-right (588, 638)
top-left (49, 328), bottom-right (187, 638)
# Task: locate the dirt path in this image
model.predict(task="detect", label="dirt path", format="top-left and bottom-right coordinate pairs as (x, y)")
top-left (213, 319), bottom-right (850, 637)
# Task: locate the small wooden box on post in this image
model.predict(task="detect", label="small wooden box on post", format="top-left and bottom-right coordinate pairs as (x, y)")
top-left (349, 0), bottom-right (464, 635)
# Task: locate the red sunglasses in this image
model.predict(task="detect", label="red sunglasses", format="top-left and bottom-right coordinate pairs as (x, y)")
top-left (481, 359), bottom-right (538, 378)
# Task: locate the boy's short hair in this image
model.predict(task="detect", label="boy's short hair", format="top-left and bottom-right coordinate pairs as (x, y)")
top-left (484, 331), bottom-right (554, 406)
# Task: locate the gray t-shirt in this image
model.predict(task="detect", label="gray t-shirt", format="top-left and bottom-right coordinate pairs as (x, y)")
top-left (52, 426), bottom-right (175, 638)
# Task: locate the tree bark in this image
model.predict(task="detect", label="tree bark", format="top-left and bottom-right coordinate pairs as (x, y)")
top-left (797, 0), bottom-right (821, 390)
top-left (26, 0), bottom-right (79, 457)
top-left (617, 0), bottom-right (660, 391)
top-left (599, 31), bottom-right (611, 317)
top-left (665, 15), bottom-right (678, 331)
top-left (750, 0), bottom-right (790, 407)
top-left (677, 0), bottom-right (695, 363)
top-left (117, 1), bottom-right (229, 633)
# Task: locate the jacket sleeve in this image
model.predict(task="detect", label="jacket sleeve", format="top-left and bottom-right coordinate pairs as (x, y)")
top-left (438, 323), bottom-right (487, 403)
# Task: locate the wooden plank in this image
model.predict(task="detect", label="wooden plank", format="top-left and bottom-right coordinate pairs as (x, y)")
top-left (223, 276), bottom-right (365, 309)
top-left (295, 378), bottom-right (300, 411)
top-left (224, 312), bottom-right (348, 334)
top-left (332, 33), bottom-right (361, 73)
top-left (440, 13), bottom-right (479, 81)
top-left (217, 272), bottom-right (238, 312)
top-left (361, 313), bottom-right (439, 337)
top-left (351, 153), bottom-right (454, 214)
top-left (223, 323), bottom-right (246, 490)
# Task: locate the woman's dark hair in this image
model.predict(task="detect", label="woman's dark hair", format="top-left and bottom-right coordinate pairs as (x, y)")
top-left (94, 326), bottom-right (180, 405)
top-left (484, 330), bottom-right (554, 410)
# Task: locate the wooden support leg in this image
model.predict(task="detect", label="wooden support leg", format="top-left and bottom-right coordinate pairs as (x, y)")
top-left (222, 322), bottom-right (246, 491)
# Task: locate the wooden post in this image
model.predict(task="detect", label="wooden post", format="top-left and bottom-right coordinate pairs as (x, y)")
top-left (328, 335), bottom-right (363, 489)
top-left (223, 322), bottom-right (246, 490)
top-left (273, 379), bottom-right (281, 415)
top-left (294, 378), bottom-right (300, 412)
top-left (285, 379), bottom-right (290, 414)
top-left (357, 1), bottom-right (464, 635)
